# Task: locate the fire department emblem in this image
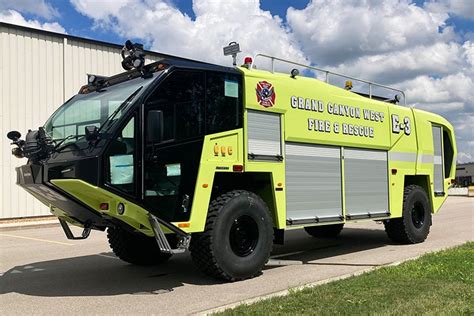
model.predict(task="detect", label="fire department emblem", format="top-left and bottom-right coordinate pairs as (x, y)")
top-left (256, 81), bottom-right (275, 107)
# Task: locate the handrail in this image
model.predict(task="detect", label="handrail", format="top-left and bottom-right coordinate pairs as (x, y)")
top-left (251, 53), bottom-right (407, 106)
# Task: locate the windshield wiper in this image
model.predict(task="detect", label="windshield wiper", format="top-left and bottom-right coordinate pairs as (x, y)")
top-left (54, 135), bottom-right (82, 152)
top-left (97, 86), bottom-right (143, 135)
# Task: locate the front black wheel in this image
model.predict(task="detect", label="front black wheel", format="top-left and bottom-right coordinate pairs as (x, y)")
top-left (107, 226), bottom-right (172, 265)
top-left (304, 224), bottom-right (344, 238)
top-left (384, 185), bottom-right (432, 244)
top-left (190, 190), bottom-right (274, 281)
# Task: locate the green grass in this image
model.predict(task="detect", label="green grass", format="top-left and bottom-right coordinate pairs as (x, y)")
top-left (219, 242), bottom-right (473, 315)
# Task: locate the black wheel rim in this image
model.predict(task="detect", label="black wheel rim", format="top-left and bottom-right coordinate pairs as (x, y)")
top-left (229, 215), bottom-right (259, 257)
top-left (411, 201), bottom-right (425, 229)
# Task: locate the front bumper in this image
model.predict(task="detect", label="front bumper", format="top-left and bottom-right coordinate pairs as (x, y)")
top-left (16, 164), bottom-right (109, 229)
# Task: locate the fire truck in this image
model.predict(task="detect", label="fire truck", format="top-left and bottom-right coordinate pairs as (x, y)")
top-left (7, 41), bottom-right (456, 281)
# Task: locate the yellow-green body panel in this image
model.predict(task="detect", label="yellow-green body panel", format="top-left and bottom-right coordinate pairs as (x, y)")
top-left (240, 67), bottom-right (456, 226)
top-left (185, 128), bottom-right (244, 232)
top-left (51, 179), bottom-right (155, 236)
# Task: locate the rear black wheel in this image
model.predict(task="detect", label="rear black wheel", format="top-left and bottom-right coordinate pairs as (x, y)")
top-left (304, 224), bottom-right (344, 238)
top-left (384, 185), bottom-right (432, 244)
top-left (107, 226), bottom-right (172, 265)
top-left (190, 190), bottom-right (274, 281)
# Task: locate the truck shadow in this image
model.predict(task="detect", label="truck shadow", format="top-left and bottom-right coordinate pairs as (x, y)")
top-left (0, 226), bottom-right (394, 297)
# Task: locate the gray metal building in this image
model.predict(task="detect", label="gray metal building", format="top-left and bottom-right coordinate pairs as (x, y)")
top-left (0, 22), bottom-right (161, 218)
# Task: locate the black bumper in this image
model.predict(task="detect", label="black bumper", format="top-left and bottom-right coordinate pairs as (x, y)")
top-left (16, 164), bottom-right (108, 228)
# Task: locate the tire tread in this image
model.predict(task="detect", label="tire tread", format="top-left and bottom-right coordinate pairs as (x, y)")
top-left (384, 184), bottom-right (431, 244)
top-left (107, 227), bottom-right (171, 265)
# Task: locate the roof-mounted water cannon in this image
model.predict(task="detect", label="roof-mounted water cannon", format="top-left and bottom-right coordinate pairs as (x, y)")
top-left (121, 40), bottom-right (146, 71)
top-left (223, 41), bottom-right (241, 66)
top-left (6, 128), bottom-right (54, 161)
top-left (7, 131), bottom-right (25, 158)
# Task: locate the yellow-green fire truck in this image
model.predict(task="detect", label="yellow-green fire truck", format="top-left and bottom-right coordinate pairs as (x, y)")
top-left (7, 41), bottom-right (456, 281)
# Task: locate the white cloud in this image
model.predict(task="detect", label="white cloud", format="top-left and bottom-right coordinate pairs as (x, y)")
top-left (400, 73), bottom-right (473, 108)
top-left (287, 0), bottom-right (454, 66)
top-left (0, 9), bottom-right (66, 33)
top-left (70, 0), bottom-right (308, 68)
top-left (0, 0), bottom-right (59, 20)
top-left (425, 0), bottom-right (474, 20)
top-left (71, 0), bottom-right (131, 21)
top-left (330, 42), bottom-right (468, 84)
top-left (448, 0), bottom-right (474, 19)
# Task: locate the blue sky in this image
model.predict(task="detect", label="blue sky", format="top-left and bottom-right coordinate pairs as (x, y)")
top-left (0, 0), bottom-right (473, 162)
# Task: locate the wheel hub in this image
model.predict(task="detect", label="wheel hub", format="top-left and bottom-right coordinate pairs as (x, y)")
top-left (229, 215), bottom-right (259, 257)
top-left (411, 201), bottom-right (425, 229)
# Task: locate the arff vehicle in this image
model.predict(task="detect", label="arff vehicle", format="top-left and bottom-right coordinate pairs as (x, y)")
top-left (7, 41), bottom-right (457, 281)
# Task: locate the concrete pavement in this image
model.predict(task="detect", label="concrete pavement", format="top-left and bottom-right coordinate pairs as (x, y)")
top-left (0, 197), bottom-right (472, 315)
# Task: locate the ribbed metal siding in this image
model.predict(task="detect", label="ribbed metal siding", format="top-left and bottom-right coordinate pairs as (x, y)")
top-left (432, 126), bottom-right (444, 193)
top-left (344, 148), bottom-right (389, 216)
top-left (0, 25), bottom-right (160, 218)
top-left (285, 143), bottom-right (342, 222)
top-left (247, 110), bottom-right (281, 157)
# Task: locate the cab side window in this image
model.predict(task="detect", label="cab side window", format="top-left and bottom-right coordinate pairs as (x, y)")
top-left (145, 71), bottom-right (205, 142)
top-left (206, 72), bottom-right (242, 134)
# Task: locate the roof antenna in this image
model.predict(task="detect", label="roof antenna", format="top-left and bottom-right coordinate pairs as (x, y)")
top-left (223, 41), bottom-right (241, 66)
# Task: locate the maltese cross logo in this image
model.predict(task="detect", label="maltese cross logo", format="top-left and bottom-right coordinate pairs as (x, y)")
top-left (256, 81), bottom-right (275, 108)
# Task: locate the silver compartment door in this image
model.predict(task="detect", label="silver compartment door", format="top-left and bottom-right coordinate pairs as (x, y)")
top-left (247, 110), bottom-right (281, 159)
top-left (432, 126), bottom-right (444, 193)
top-left (285, 143), bottom-right (342, 224)
top-left (344, 148), bottom-right (389, 218)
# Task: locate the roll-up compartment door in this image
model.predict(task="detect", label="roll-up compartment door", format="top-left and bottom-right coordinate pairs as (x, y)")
top-left (344, 148), bottom-right (389, 219)
top-left (247, 110), bottom-right (282, 160)
top-left (285, 143), bottom-right (343, 225)
top-left (432, 125), bottom-right (444, 194)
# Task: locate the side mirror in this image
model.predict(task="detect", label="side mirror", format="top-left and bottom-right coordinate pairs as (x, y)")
top-left (7, 130), bottom-right (21, 142)
top-left (147, 110), bottom-right (164, 143)
top-left (85, 125), bottom-right (99, 142)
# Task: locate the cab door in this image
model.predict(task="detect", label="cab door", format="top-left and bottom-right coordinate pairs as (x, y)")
top-left (142, 70), bottom-right (205, 222)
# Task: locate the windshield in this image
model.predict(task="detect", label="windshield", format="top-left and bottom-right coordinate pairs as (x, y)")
top-left (44, 75), bottom-right (156, 143)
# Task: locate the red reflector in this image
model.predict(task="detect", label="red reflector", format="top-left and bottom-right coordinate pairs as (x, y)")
top-left (99, 203), bottom-right (109, 210)
top-left (244, 57), bottom-right (252, 64)
top-left (233, 165), bottom-right (244, 172)
top-left (391, 169), bottom-right (397, 175)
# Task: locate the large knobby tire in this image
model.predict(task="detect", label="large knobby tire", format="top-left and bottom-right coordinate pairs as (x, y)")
top-left (107, 226), bottom-right (172, 265)
top-left (384, 185), bottom-right (432, 244)
top-left (304, 224), bottom-right (344, 238)
top-left (190, 190), bottom-right (274, 282)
